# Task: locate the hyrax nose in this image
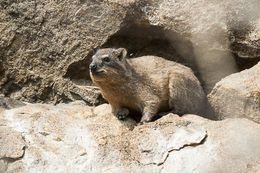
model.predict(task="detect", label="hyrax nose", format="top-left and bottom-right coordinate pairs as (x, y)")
top-left (89, 63), bottom-right (97, 71)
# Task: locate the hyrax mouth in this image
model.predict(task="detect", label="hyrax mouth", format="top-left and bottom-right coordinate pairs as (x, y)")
top-left (90, 69), bottom-right (105, 75)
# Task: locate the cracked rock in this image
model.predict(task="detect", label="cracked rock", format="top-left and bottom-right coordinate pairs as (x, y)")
top-left (1, 104), bottom-right (260, 172)
top-left (161, 115), bottom-right (260, 173)
top-left (133, 119), bottom-right (207, 166)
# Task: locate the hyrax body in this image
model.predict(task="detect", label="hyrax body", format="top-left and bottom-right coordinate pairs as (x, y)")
top-left (90, 48), bottom-right (211, 124)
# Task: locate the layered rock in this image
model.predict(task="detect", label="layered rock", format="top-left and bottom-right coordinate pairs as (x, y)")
top-left (0, 103), bottom-right (260, 172)
top-left (208, 62), bottom-right (260, 123)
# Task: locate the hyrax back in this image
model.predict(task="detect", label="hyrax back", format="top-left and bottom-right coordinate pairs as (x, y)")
top-left (90, 48), bottom-right (211, 124)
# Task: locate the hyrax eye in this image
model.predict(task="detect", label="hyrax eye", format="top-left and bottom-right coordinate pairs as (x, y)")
top-left (103, 57), bottom-right (110, 62)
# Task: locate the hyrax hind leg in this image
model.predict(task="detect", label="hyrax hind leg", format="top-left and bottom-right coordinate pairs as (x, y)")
top-left (111, 106), bottom-right (129, 120)
top-left (168, 72), bottom-right (204, 115)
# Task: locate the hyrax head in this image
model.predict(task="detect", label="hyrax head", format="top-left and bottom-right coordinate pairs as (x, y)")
top-left (89, 48), bottom-right (128, 81)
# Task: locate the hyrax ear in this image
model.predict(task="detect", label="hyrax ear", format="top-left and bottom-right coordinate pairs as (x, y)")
top-left (113, 48), bottom-right (127, 61)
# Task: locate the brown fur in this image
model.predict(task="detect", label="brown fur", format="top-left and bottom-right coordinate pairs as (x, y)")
top-left (90, 48), bottom-right (213, 124)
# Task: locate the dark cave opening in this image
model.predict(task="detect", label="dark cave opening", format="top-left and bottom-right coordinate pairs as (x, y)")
top-left (102, 25), bottom-right (186, 63)
top-left (64, 23), bottom-right (199, 86)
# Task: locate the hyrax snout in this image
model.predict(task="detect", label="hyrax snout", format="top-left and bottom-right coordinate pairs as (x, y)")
top-left (90, 48), bottom-right (213, 125)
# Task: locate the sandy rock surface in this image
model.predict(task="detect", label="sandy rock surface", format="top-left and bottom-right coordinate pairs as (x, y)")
top-left (0, 103), bottom-right (259, 173)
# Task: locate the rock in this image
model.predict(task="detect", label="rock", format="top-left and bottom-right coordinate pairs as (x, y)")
top-left (139, 0), bottom-right (260, 42)
top-left (0, 126), bottom-right (26, 173)
top-left (1, 102), bottom-right (260, 172)
top-left (230, 18), bottom-right (260, 60)
top-left (0, 0), bottom-right (126, 104)
top-left (0, 96), bottom-right (26, 109)
top-left (161, 115), bottom-right (260, 173)
top-left (137, 0), bottom-right (260, 92)
top-left (229, 17), bottom-right (260, 71)
top-left (139, 0), bottom-right (260, 59)
top-left (208, 62), bottom-right (260, 123)
top-left (0, 127), bottom-right (25, 159)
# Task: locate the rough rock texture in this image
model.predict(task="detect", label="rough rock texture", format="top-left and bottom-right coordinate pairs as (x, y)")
top-left (139, 0), bottom-right (260, 61)
top-left (230, 18), bottom-right (260, 67)
top-left (0, 127), bottom-right (26, 173)
top-left (1, 0), bottom-right (260, 103)
top-left (0, 0), bottom-right (127, 104)
top-left (208, 62), bottom-right (260, 123)
top-left (0, 96), bottom-right (25, 109)
top-left (0, 102), bottom-right (260, 172)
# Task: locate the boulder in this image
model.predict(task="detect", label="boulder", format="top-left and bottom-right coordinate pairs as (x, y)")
top-left (0, 102), bottom-right (260, 172)
top-left (208, 62), bottom-right (260, 123)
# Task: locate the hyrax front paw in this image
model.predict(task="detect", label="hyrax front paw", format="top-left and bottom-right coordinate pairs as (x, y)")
top-left (136, 121), bottom-right (150, 126)
top-left (115, 108), bottom-right (129, 120)
top-left (136, 122), bottom-right (144, 126)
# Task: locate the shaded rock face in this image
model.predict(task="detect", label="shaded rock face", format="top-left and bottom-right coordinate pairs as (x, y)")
top-left (0, 0), bottom-right (260, 103)
top-left (208, 62), bottom-right (260, 123)
top-left (0, 103), bottom-right (260, 172)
